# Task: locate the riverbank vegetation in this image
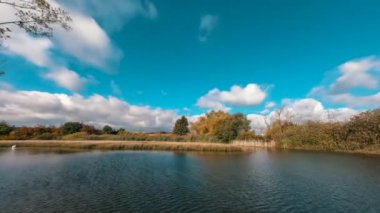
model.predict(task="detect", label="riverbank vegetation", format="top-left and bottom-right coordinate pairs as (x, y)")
top-left (267, 108), bottom-right (380, 152)
top-left (0, 108), bottom-right (379, 154)
top-left (0, 111), bottom-right (260, 143)
top-left (0, 141), bottom-right (243, 152)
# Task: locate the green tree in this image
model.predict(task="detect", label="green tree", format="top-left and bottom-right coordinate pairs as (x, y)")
top-left (61, 122), bottom-right (82, 135)
top-left (214, 117), bottom-right (239, 143)
top-left (102, 125), bottom-right (115, 135)
top-left (173, 116), bottom-right (190, 135)
top-left (0, 121), bottom-right (13, 135)
top-left (232, 113), bottom-right (250, 133)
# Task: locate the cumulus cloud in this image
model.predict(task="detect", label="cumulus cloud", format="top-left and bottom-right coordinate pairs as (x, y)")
top-left (248, 98), bottom-right (359, 134)
top-left (330, 57), bottom-right (380, 93)
top-left (199, 15), bottom-right (218, 42)
top-left (247, 114), bottom-right (268, 134)
top-left (43, 67), bottom-right (93, 92)
top-left (0, 89), bottom-right (178, 131)
top-left (283, 98), bottom-right (358, 122)
top-left (2, 32), bottom-right (53, 67)
top-left (0, 0), bottom-right (122, 77)
top-left (324, 92), bottom-right (380, 107)
top-left (0, 0), bottom-right (123, 91)
top-left (53, 12), bottom-right (122, 70)
top-left (310, 56), bottom-right (380, 108)
top-left (197, 84), bottom-right (267, 110)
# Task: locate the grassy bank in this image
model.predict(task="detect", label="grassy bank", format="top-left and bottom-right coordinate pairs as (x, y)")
top-left (279, 144), bottom-right (380, 156)
top-left (0, 140), bottom-right (244, 152)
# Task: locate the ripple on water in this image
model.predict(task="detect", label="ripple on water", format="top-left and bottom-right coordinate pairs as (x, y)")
top-left (0, 150), bottom-right (380, 212)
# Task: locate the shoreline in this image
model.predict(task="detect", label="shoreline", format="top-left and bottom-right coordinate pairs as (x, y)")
top-left (0, 140), bottom-right (244, 152)
top-left (0, 140), bottom-right (379, 156)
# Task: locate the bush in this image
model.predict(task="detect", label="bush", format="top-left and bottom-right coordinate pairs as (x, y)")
top-left (265, 108), bottom-right (380, 151)
top-left (345, 109), bottom-right (380, 146)
top-left (62, 132), bottom-right (88, 140)
top-left (33, 133), bottom-right (57, 140)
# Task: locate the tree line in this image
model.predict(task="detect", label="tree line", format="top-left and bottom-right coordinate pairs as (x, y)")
top-left (0, 107), bottom-right (379, 149)
top-left (0, 111), bottom-right (259, 142)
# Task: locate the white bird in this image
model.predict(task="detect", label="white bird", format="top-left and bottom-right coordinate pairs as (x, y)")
top-left (11, 145), bottom-right (16, 150)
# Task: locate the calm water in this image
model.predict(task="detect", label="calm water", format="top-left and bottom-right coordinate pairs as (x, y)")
top-left (0, 149), bottom-right (380, 212)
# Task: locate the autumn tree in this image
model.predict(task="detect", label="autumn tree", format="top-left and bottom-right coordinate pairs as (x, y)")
top-left (345, 109), bottom-right (380, 145)
top-left (190, 111), bottom-right (231, 135)
top-left (190, 111), bottom-right (251, 142)
top-left (173, 116), bottom-right (189, 135)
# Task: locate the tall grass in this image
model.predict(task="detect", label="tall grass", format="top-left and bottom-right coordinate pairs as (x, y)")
top-left (0, 141), bottom-right (244, 152)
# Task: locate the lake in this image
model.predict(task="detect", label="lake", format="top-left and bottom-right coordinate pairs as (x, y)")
top-left (0, 148), bottom-right (380, 212)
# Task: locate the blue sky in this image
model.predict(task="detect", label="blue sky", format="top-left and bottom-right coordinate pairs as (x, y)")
top-left (0, 0), bottom-right (379, 131)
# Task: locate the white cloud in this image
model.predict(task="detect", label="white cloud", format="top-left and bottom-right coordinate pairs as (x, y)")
top-left (276, 98), bottom-right (358, 123)
top-left (199, 15), bottom-right (218, 42)
top-left (330, 57), bottom-right (380, 93)
top-left (248, 98), bottom-right (359, 134)
top-left (265, 101), bottom-right (276, 109)
top-left (54, 12), bottom-right (122, 70)
top-left (0, 1), bottom-right (121, 71)
top-left (186, 114), bottom-right (205, 124)
top-left (197, 84), bottom-right (267, 110)
top-left (326, 92), bottom-right (380, 107)
top-left (0, 0), bottom-right (124, 92)
top-left (0, 89), bottom-right (178, 131)
top-left (43, 67), bottom-right (92, 92)
top-left (247, 114), bottom-right (268, 134)
top-left (0, 2), bottom-right (53, 67)
top-left (2, 32), bottom-right (53, 67)
top-left (310, 56), bottom-right (380, 108)
top-left (261, 101), bottom-right (276, 114)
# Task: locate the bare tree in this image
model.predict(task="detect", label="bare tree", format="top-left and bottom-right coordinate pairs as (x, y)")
top-left (0, 0), bottom-right (71, 75)
top-left (274, 106), bottom-right (294, 133)
top-left (0, 0), bottom-right (71, 39)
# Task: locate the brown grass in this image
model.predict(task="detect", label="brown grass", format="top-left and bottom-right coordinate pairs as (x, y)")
top-left (0, 140), bottom-right (244, 152)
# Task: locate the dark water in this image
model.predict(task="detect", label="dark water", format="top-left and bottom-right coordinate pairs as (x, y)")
top-left (0, 149), bottom-right (380, 213)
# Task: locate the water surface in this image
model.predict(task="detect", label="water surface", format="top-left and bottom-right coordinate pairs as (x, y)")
top-left (0, 149), bottom-right (379, 212)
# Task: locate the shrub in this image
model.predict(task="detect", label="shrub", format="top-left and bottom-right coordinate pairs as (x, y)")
top-left (33, 133), bottom-right (57, 140)
top-left (345, 109), bottom-right (380, 146)
top-left (62, 132), bottom-right (88, 140)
